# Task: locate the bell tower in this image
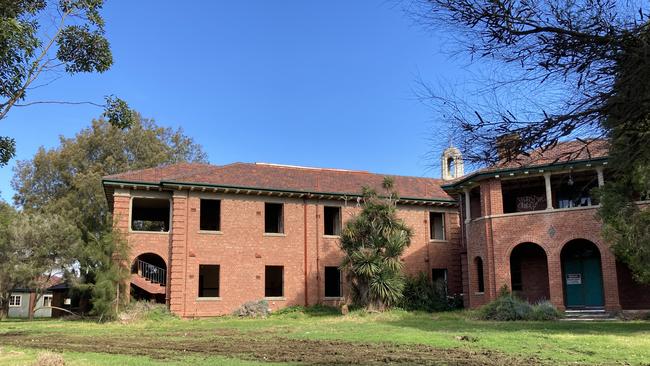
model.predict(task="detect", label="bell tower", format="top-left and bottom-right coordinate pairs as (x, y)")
top-left (441, 146), bottom-right (464, 181)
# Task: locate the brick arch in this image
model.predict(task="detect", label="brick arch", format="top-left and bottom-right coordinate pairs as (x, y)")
top-left (131, 252), bottom-right (167, 272)
top-left (509, 242), bottom-right (550, 303)
top-left (505, 239), bottom-right (551, 259)
top-left (130, 246), bottom-right (169, 268)
top-left (546, 233), bottom-right (611, 258)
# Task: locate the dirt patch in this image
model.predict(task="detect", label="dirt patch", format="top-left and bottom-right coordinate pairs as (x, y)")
top-left (0, 329), bottom-right (543, 365)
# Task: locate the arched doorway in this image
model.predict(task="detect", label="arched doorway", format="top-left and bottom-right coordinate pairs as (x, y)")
top-left (510, 242), bottom-right (549, 303)
top-left (561, 239), bottom-right (604, 308)
top-left (131, 253), bottom-right (167, 303)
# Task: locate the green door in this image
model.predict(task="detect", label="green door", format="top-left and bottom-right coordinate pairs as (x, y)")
top-left (563, 243), bottom-right (605, 308)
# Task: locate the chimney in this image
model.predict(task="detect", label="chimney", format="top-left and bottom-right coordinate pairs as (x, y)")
top-left (495, 133), bottom-right (521, 161)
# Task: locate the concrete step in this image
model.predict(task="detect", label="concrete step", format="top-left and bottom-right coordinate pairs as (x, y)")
top-left (562, 309), bottom-right (616, 321)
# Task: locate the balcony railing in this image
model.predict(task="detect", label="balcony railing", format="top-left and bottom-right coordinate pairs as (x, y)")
top-left (135, 259), bottom-right (166, 286)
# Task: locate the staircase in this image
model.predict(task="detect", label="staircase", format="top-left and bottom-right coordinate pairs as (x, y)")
top-left (131, 260), bottom-right (166, 295)
top-left (563, 309), bottom-right (615, 321)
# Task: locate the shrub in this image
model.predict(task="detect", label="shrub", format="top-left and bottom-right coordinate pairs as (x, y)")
top-left (399, 272), bottom-right (462, 312)
top-left (530, 301), bottom-right (562, 321)
top-left (477, 293), bottom-right (532, 321)
top-left (233, 300), bottom-right (270, 318)
top-left (34, 352), bottom-right (65, 366)
top-left (477, 287), bottom-right (561, 321)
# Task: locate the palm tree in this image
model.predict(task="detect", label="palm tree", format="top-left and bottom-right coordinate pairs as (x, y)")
top-left (339, 178), bottom-right (413, 311)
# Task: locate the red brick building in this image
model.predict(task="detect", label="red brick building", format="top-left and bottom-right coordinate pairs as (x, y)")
top-left (103, 140), bottom-right (650, 316)
top-left (103, 162), bottom-right (462, 316)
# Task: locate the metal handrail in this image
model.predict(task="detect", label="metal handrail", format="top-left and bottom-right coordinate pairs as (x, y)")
top-left (135, 259), bottom-right (166, 286)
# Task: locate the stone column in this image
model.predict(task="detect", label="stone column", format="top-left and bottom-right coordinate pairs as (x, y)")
top-left (544, 173), bottom-right (553, 210)
top-left (464, 189), bottom-right (471, 223)
top-left (596, 167), bottom-right (605, 187)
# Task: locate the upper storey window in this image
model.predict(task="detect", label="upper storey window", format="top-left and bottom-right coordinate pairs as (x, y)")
top-left (131, 197), bottom-right (170, 232)
top-left (265, 202), bottom-right (284, 234)
top-left (429, 212), bottom-right (445, 240)
top-left (200, 199), bottom-right (221, 231)
top-left (469, 187), bottom-right (482, 219)
top-left (324, 206), bottom-right (342, 236)
top-left (501, 176), bottom-right (547, 214)
top-left (552, 170), bottom-right (599, 208)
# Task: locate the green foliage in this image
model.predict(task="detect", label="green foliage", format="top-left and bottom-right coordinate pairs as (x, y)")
top-left (339, 180), bottom-right (413, 311)
top-left (103, 95), bottom-right (134, 129)
top-left (0, 137), bottom-right (16, 167)
top-left (400, 272), bottom-right (461, 312)
top-left (0, 0), bottom-right (132, 166)
top-left (477, 287), bottom-right (561, 321)
top-left (84, 230), bottom-right (129, 321)
top-left (11, 116), bottom-right (206, 318)
top-left (598, 119), bottom-right (650, 282)
top-left (233, 300), bottom-right (270, 318)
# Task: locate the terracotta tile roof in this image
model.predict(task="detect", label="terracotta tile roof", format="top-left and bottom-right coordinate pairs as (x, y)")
top-left (443, 139), bottom-right (609, 188)
top-left (104, 162), bottom-right (454, 201)
top-left (495, 139), bottom-right (609, 169)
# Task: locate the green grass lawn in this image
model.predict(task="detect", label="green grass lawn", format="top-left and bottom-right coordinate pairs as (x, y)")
top-left (1, 308), bottom-right (649, 365)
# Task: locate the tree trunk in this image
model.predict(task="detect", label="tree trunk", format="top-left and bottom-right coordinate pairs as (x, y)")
top-left (0, 296), bottom-right (8, 320)
top-left (28, 292), bottom-right (36, 320)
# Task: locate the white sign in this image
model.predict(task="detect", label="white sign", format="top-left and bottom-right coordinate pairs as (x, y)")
top-left (566, 273), bottom-right (582, 285)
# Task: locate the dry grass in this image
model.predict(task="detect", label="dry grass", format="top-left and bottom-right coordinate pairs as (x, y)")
top-left (33, 352), bottom-right (65, 366)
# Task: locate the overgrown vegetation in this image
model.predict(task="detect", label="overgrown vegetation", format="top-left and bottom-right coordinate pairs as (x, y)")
top-left (117, 301), bottom-right (175, 324)
top-left (399, 272), bottom-right (462, 312)
top-left (339, 177), bottom-right (413, 311)
top-left (476, 287), bottom-right (561, 321)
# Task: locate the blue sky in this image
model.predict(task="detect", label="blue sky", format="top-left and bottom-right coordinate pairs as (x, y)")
top-left (0, 0), bottom-right (474, 202)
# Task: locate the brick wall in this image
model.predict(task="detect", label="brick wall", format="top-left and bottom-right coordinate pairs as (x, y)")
top-left (115, 190), bottom-right (463, 317)
top-left (616, 261), bottom-right (650, 310)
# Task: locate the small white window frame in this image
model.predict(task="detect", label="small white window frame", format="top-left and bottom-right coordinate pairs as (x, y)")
top-left (43, 295), bottom-right (53, 308)
top-left (9, 295), bottom-right (21, 307)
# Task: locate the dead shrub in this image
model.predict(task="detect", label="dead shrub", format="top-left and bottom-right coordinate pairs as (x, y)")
top-left (233, 300), bottom-right (270, 318)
